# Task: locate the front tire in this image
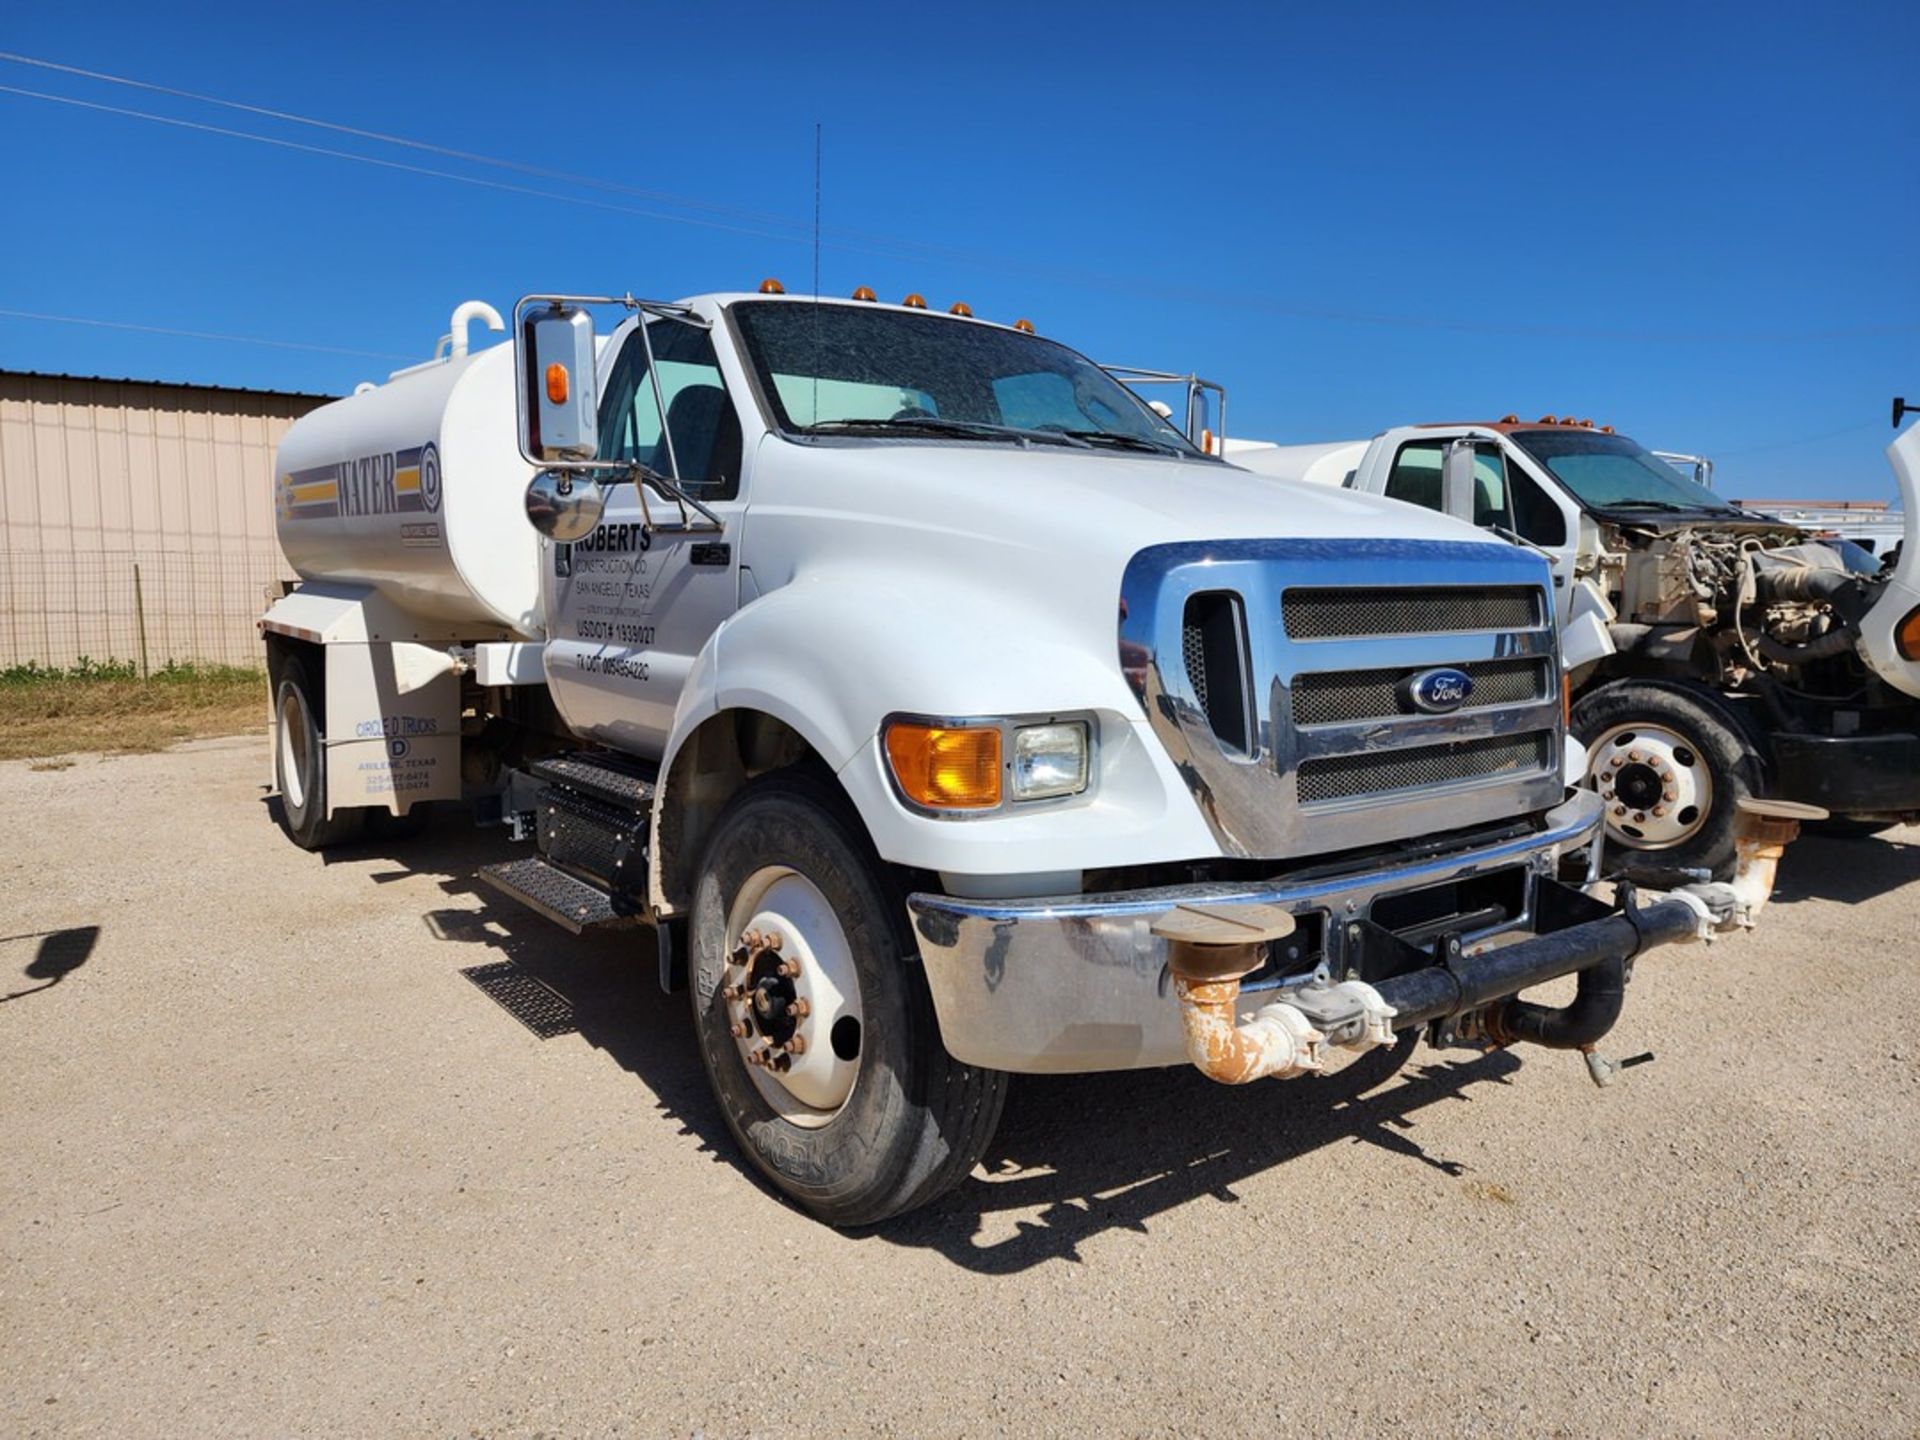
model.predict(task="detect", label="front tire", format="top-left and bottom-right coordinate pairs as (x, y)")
top-left (1572, 679), bottom-right (1762, 881)
top-left (688, 772), bottom-right (1008, 1227)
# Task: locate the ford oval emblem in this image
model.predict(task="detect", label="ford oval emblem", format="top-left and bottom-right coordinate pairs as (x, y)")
top-left (1403, 667), bottom-right (1474, 714)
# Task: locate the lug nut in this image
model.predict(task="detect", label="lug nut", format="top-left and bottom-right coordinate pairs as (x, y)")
top-left (1664, 788), bottom-right (1678, 802)
top-left (1633, 812), bottom-right (1647, 823)
top-left (1612, 805), bottom-right (1627, 817)
top-left (764, 931), bottom-right (783, 952)
top-left (729, 1022), bottom-right (748, 1038)
top-left (1652, 806), bottom-right (1667, 818)
top-left (787, 1035), bottom-right (807, 1055)
top-left (777, 961), bottom-right (801, 978)
top-left (790, 998), bottom-right (811, 1019)
top-left (722, 984), bottom-right (743, 1001)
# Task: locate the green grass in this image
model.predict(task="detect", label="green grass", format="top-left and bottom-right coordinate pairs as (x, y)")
top-left (0, 659), bottom-right (267, 762)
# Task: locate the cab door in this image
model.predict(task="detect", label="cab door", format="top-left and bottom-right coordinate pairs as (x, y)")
top-left (542, 316), bottom-right (748, 756)
top-left (1379, 435), bottom-right (1581, 621)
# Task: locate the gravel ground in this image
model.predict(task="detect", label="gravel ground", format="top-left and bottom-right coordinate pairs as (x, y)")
top-left (3, 737), bottom-right (1918, 1437)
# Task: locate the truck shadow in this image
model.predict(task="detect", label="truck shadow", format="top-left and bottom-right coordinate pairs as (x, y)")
top-left (349, 812), bottom-right (1533, 1272)
top-left (1765, 828), bottom-right (1920, 907)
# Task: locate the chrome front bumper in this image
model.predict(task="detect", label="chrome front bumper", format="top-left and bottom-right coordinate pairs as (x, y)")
top-left (905, 789), bottom-right (1606, 1073)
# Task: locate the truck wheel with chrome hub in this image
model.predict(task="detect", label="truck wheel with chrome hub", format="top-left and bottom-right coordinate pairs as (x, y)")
top-left (688, 771), bottom-right (1009, 1227)
top-left (1571, 679), bottom-right (1761, 881)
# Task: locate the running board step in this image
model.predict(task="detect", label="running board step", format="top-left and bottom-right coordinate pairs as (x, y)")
top-left (478, 856), bottom-right (638, 935)
top-left (530, 753), bottom-right (656, 810)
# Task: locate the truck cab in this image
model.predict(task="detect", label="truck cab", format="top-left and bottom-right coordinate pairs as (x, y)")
top-left (1233, 418), bottom-right (1920, 878)
top-left (262, 297), bottom-right (1798, 1225)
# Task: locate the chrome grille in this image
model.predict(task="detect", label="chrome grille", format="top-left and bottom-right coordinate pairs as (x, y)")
top-left (1283, 586), bottom-right (1541, 640)
top-left (1297, 734), bottom-right (1554, 805)
top-left (1292, 657), bottom-right (1551, 727)
top-left (1119, 539), bottom-right (1565, 861)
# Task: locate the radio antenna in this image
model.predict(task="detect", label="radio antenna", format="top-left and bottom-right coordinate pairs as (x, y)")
top-left (812, 121), bottom-right (822, 425)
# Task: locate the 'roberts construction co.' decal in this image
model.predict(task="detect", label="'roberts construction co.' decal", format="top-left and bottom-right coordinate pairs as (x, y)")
top-left (279, 442), bottom-right (443, 521)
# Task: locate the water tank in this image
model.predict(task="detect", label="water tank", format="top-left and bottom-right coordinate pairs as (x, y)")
top-left (274, 340), bottom-right (542, 635)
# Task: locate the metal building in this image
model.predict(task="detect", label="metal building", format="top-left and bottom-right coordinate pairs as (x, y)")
top-left (0, 370), bottom-right (332, 670)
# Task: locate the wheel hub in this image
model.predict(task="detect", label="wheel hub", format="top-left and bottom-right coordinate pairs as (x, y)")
top-left (1587, 723), bottom-right (1712, 849)
top-left (721, 869), bottom-right (863, 1124)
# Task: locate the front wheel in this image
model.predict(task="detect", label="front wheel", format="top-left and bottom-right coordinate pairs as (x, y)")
top-left (1572, 679), bottom-right (1762, 881)
top-left (688, 772), bottom-right (1008, 1227)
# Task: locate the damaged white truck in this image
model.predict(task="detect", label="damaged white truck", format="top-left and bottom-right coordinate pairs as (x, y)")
top-left (1233, 418), bottom-right (1920, 879)
top-left (262, 290), bottom-right (1804, 1225)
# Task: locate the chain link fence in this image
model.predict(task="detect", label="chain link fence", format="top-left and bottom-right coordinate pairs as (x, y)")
top-left (0, 550), bottom-right (293, 671)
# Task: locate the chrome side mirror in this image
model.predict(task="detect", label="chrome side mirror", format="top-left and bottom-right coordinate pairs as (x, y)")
top-left (525, 469), bottom-right (606, 541)
top-left (518, 303), bottom-right (600, 463)
top-left (1441, 439), bottom-right (1478, 523)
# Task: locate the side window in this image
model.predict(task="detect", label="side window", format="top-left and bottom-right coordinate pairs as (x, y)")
top-left (598, 320), bottom-right (743, 500)
top-left (1384, 441), bottom-right (1509, 527)
top-left (1508, 466), bottom-right (1568, 546)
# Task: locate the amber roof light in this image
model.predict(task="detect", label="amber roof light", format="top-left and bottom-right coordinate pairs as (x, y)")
top-left (759, 278), bottom-right (786, 294)
top-left (1013, 318), bottom-right (1036, 334)
top-left (948, 301), bottom-right (973, 317)
top-left (851, 286), bottom-right (876, 301)
top-left (902, 293), bottom-right (928, 309)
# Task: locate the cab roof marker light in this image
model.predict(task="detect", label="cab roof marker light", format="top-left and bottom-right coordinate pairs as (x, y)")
top-left (1539, 414), bottom-right (1558, 425)
top-left (949, 301), bottom-right (973, 317)
top-left (1013, 318), bottom-right (1036, 334)
top-left (851, 286), bottom-right (877, 301)
top-left (1500, 413), bottom-right (1521, 424)
top-left (759, 278), bottom-right (786, 294)
top-left (902, 293), bottom-right (928, 309)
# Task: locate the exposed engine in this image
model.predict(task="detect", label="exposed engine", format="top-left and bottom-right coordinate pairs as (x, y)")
top-left (1603, 522), bottom-right (1888, 700)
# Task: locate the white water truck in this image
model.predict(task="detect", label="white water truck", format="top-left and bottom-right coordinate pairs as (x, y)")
top-left (262, 290), bottom-right (1807, 1224)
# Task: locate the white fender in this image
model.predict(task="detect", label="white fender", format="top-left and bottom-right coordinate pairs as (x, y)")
top-left (1856, 426), bottom-right (1920, 699)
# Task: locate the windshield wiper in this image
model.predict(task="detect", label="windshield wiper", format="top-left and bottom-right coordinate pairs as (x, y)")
top-left (1597, 499), bottom-right (1693, 512)
top-left (798, 416), bottom-right (1089, 447)
top-left (1057, 429), bottom-right (1187, 456)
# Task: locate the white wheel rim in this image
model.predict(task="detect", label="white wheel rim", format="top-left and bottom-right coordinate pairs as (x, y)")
top-left (722, 866), bottom-right (864, 1127)
top-left (1587, 721), bottom-right (1713, 849)
top-left (278, 689), bottom-right (309, 811)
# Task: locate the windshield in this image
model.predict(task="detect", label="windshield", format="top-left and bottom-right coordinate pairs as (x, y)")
top-left (1510, 429), bottom-right (1738, 515)
top-left (729, 301), bottom-right (1198, 455)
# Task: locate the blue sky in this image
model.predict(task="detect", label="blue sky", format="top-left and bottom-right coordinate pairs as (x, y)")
top-left (1, 1), bottom-right (1914, 500)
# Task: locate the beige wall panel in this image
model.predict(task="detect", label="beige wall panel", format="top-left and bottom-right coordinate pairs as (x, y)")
top-left (0, 372), bottom-right (326, 668)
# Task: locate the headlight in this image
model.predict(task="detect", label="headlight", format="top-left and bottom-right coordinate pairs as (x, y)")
top-left (1011, 722), bottom-right (1089, 801)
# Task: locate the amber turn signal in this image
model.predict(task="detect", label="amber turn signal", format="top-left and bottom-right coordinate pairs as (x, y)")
top-left (545, 363), bottom-right (569, 405)
top-left (1895, 605), bottom-right (1920, 662)
top-left (885, 722), bottom-right (1001, 810)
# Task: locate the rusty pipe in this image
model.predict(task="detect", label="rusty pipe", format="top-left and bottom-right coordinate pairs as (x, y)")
top-left (1721, 797), bottom-right (1826, 927)
top-left (1167, 973), bottom-right (1325, 1084)
top-left (1151, 902), bottom-right (1325, 1085)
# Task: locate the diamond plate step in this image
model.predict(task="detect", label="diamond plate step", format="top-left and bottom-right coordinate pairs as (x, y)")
top-left (478, 856), bottom-right (637, 934)
top-left (530, 753), bottom-right (656, 810)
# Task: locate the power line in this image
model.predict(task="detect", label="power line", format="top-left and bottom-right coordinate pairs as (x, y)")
top-left (0, 49), bottom-right (819, 235)
top-left (0, 307), bottom-right (414, 360)
top-left (0, 85), bottom-right (813, 245)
